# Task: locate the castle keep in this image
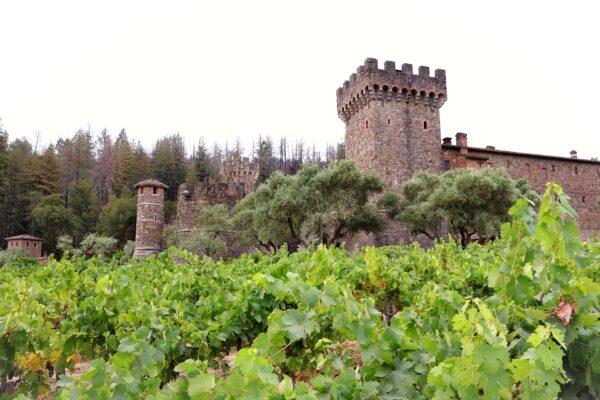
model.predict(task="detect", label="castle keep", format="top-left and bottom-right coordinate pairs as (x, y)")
top-left (338, 58), bottom-right (600, 242)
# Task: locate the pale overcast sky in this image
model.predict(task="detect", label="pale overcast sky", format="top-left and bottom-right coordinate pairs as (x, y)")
top-left (1, 0), bottom-right (599, 158)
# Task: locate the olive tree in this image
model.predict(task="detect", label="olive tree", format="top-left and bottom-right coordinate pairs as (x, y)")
top-left (381, 168), bottom-right (539, 248)
top-left (231, 160), bottom-right (385, 252)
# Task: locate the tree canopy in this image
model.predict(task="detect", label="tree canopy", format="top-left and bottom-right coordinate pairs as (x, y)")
top-left (381, 168), bottom-right (539, 247)
top-left (231, 160), bottom-right (385, 252)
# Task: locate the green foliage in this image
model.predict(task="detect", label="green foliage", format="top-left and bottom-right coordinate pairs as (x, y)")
top-left (30, 194), bottom-right (77, 253)
top-left (78, 233), bottom-right (118, 259)
top-left (119, 240), bottom-right (135, 264)
top-left (57, 233), bottom-right (119, 260)
top-left (256, 137), bottom-right (275, 183)
top-left (0, 249), bottom-right (32, 267)
top-left (232, 160), bottom-right (385, 252)
top-left (69, 179), bottom-right (100, 243)
top-left (384, 168), bottom-right (540, 247)
top-left (32, 145), bottom-right (60, 195)
top-left (0, 184), bottom-right (598, 399)
top-left (165, 205), bottom-right (230, 258)
top-left (150, 134), bottom-right (186, 201)
top-left (97, 196), bottom-right (137, 246)
top-left (194, 139), bottom-right (214, 183)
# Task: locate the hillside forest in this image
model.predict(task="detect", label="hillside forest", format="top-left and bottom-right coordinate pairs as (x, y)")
top-left (0, 118), bottom-right (345, 253)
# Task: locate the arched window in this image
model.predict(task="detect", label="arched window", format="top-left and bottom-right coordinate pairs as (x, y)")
top-left (541, 167), bottom-right (548, 180)
top-left (423, 121), bottom-right (428, 129)
top-left (525, 163), bottom-right (530, 173)
top-left (574, 166), bottom-right (579, 175)
top-left (365, 120), bottom-right (369, 129)
top-left (442, 160), bottom-right (451, 171)
top-left (153, 187), bottom-right (158, 195)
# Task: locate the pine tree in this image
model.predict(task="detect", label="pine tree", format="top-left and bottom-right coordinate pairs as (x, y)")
top-left (94, 129), bottom-right (114, 206)
top-left (0, 121), bottom-right (9, 245)
top-left (57, 129), bottom-right (94, 208)
top-left (32, 145), bottom-right (60, 195)
top-left (194, 138), bottom-right (213, 183)
top-left (150, 134), bottom-right (185, 201)
top-left (112, 129), bottom-right (131, 197)
top-left (256, 136), bottom-right (274, 183)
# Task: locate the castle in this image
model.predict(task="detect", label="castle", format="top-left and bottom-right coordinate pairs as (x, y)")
top-left (338, 58), bottom-right (600, 243)
top-left (133, 58), bottom-right (600, 257)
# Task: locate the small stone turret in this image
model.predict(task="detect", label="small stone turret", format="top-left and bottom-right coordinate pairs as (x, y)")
top-left (133, 179), bottom-right (168, 258)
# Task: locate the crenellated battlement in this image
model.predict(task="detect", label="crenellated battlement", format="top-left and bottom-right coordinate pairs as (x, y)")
top-left (337, 58), bottom-right (447, 122)
top-left (221, 156), bottom-right (259, 185)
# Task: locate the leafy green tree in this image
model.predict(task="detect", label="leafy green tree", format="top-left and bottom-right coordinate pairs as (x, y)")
top-left (97, 196), bottom-right (137, 246)
top-left (79, 233), bottom-right (118, 259)
top-left (30, 194), bottom-right (77, 253)
top-left (151, 134), bottom-right (185, 200)
top-left (69, 179), bottom-right (100, 243)
top-left (231, 160), bottom-right (385, 252)
top-left (57, 233), bottom-right (118, 259)
top-left (381, 168), bottom-right (539, 248)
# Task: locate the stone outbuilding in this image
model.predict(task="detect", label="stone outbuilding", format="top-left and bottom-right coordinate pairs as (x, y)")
top-left (5, 234), bottom-right (43, 258)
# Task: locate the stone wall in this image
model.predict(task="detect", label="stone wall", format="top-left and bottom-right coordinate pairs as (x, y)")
top-left (442, 134), bottom-right (600, 240)
top-left (175, 157), bottom-right (258, 257)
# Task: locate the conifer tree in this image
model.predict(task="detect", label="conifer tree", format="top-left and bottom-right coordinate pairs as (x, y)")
top-left (194, 138), bottom-right (213, 183)
top-left (150, 134), bottom-right (185, 200)
top-left (32, 145), bottom-right (60, 195)
top-left (94, 129), bottom-right (114, 206)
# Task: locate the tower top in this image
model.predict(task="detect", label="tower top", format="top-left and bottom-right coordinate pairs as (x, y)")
top-left (337, 58), bottom-right (447, 123)
top-left (134, 179), bottom-right (169, 189)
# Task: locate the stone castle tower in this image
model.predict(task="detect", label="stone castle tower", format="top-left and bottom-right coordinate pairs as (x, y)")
top-left (337, 58), bottom-right (447, 189)
top-left (133, 179), bottom-right (168, 258)
top-left (337, 58), bottom-right (448, 246)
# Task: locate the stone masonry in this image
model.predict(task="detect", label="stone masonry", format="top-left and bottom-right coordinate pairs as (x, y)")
top-left (176, 156), bottom-right (258, 257)
top-left (338, 58), bottom-right (600, 245)
top-left (5, 234), bottom-right (43, 259)
top-left (133, 179), bottom-right (168, 258)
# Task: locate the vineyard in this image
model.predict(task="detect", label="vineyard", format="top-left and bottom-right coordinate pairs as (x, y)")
top-left (1, 184), bottom-right (599, 399)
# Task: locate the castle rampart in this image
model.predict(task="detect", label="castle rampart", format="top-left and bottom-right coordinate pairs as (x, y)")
top-left (337, 58), bottom-right (447, 124)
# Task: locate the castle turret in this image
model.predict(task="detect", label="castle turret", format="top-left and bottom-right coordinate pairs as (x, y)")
top-left (337, 57), bottom-right (447, 188)
top-left (133, 179), bottom-right (168, 258)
